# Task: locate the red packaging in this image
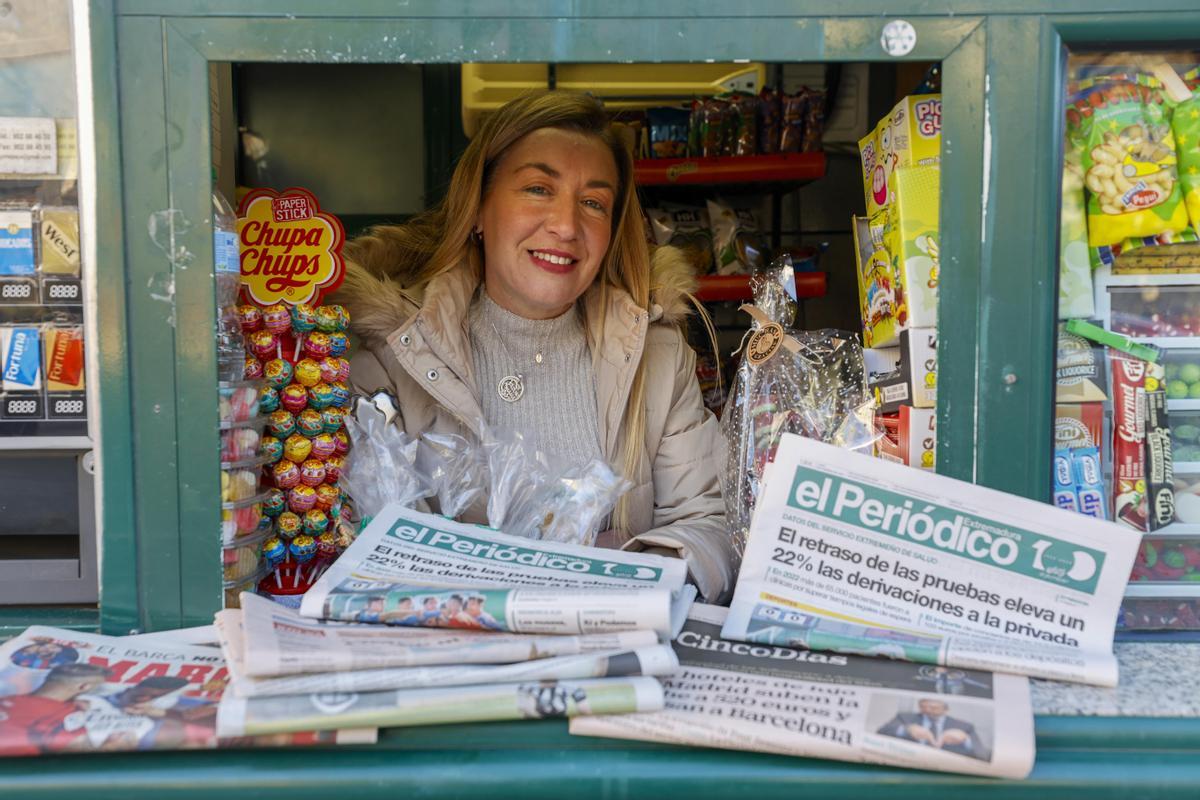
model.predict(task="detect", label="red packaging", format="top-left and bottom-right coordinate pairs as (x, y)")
top-left (1111, 351), bottom-right (1148, 531)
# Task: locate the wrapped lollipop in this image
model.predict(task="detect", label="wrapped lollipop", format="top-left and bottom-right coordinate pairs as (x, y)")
top-left (299, 458), bottom-right (327, 487)
top-left (333, 430), bottom-right (350, 456)
top-left (303, 508), bottom-right (329, 536)
top-left (263, 487), bottom-right (287, 517)
top-left (244, 356), bottom-right (264, 380)
top-left (263, 358), bottom-right (293, 390)
top-left (259, 385), bottom-right (280, 414)
top-left (330, 381), bottom-right (351, 408)
top-left (304, 331), bottom-right (332, 359)
top-left (247, 330), bottom-right (277, 361)
top-left (263, 536), bottom-right (287, 584)
top-left (280, 383), bottom-right (309, 414)
top-left (290, 534), bottom-right (317, 587)
top-left (272, 460), bottom-right (301, 490)
top-left (288, 484), bottom-right (317, 513)
top-left (262, 303), bottom-right (291, 335)
top-left (296, 408), bottom-right (324, 438)
top-left (316, 531), bottom-right (339, 558)
top-left (267, 409), bottom-right (296, 439)
top-left (294, 358), bottom-right (322, 388)
top-left (324, 454), bottom-right (345, 483)
top-left (276, 511), bottom-right (302, 539)
top-left (237, 304), bottom-right (263, 333)
top-left (321, 407), bottom-right (344, 434)
top-left (308, 383), bottom-right (335, 409)
top-left (310, 432), bottom-right (337, 460)
top-left (318, 356), bottom-right (341, 384)
top-left (332, 305), bottom-right (350, 331)
top-left (283, 433), bottom-right (313, 463)
top-left (315, 483), bottom-right (340, 512)
top-left (328, 331), bottom-right (350, 358)
top-left (260, 435), bottom-right (283, 465)
top-left (314, 305), bottom-right (339, 333)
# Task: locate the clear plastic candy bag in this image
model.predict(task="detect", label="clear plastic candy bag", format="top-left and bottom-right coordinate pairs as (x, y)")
top-left (721, 256), bottom-right (878, 558)
top-left (481, 424), bottom-right (630, 546)
top-left (418, 431), bottom-right (490, 520)
top-left (341, 391), bottom-right (433, 522)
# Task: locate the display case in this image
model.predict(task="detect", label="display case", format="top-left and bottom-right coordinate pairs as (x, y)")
top-left (0, 0), bottom-right (96, 605)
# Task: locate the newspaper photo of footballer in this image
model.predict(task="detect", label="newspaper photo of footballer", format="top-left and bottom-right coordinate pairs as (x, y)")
top-left (869, 696), bottom-right (993, 762)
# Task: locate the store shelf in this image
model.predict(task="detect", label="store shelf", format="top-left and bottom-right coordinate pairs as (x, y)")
top-left (1128, 336), bottom-right (1200, 350)
top-left (0, 435), bottom-right (92, 450)
top-left (1149, 523), bottom-right (1200, 538)
top-left (1169, 399), bottom-right (1200, 412)
top-left (634, 152), bottom-right (826, 187)
top-left (1176, 461), bottom-right (1200, 474)
top-left (694, 272), bottom-right (826, 303)
top-left (1124, 583), bottom-right (1200, 598)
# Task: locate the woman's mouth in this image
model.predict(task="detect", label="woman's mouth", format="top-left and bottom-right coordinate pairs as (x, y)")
top-left (529, 249), bottom-right (579, 274)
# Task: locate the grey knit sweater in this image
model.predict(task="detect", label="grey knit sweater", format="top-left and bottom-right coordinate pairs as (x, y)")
top-left (468, 289), bottom-right (603, 469)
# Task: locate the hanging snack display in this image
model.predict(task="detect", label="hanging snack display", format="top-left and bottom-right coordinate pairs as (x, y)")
top-left (719, 257), bottom-right (877, 556)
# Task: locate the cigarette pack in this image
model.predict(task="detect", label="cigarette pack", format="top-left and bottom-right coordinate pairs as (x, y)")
top-left (38, 207), bottom-right (80, 275)
top-left (43, 327), bottom-right (84, 391)
top-left (2, 326), bottom-right (42, 391)
top-left (0, 210), bottom-right (35, 275)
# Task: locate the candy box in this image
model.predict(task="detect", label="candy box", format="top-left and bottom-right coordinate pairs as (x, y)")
top-left (1055, 323), bottom-right (1107, 403)
top-left (1054, 402), bottom-right (1104, 454)
top-left (859, 94), bottom-right (942, 216)
top-left (881, 165), bottom-right (940, 330)
top-left (864, 346), bottom-right (906, 412)
top-left (852, 215), bottom-right (903, 348)
top-left (874, 411), bottom-right (902, 464)
top-left (900, 404), bottom-right (936, 471)
top-left (868, 329), bottom-right (937, 412)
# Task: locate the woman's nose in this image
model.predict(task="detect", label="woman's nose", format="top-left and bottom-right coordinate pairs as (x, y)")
top-left (543, 196), bottom-right (579, 240)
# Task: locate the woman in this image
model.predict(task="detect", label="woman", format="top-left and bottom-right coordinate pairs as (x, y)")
top-left (336, 91), bottom-right (734, 603)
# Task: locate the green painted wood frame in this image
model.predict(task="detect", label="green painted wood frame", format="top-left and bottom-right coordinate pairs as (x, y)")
top-left (109, 10), bottom-right (987, 630)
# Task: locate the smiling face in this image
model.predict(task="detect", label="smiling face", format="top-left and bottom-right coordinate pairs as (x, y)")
top-left (476, 127), bottom-right (620, 320)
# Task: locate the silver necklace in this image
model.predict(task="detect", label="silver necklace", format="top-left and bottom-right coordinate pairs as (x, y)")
top-left (489, 321), bottom-right (553, 403)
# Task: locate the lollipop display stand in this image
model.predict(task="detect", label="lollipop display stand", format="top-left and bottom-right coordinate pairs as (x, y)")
top-left (235, 301), bottom-right (355, 609)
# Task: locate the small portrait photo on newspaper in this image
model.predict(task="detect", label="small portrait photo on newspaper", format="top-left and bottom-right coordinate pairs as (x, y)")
top-left (867, 695), bottom-right (994, 762)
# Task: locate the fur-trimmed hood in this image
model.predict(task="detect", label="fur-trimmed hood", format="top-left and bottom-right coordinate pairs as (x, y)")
top-left (332, 225), bottom-right (699, 350)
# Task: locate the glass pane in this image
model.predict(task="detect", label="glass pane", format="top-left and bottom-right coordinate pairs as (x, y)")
top-left (0, 0), bottom-right (96, 605)
top-left (1053, 48), bottom-right (1200, 631)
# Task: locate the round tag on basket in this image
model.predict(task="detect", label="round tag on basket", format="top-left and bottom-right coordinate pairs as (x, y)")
top-left (747, 322), bottom-right (785, 366)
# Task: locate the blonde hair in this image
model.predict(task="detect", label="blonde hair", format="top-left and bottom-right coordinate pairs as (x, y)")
top-left (349, 91), bottom-right (652, 534)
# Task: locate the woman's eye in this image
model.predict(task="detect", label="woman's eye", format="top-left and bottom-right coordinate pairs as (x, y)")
top-left (583, 199), bottom-right (609, 214)
top-left (524, 185), bottom-right (550, 196)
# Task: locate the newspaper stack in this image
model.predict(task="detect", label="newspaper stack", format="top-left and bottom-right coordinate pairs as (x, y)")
top-left (0, 625), bottom-right (375, 756)
top-left (216, 507), bottom-right (694, 736)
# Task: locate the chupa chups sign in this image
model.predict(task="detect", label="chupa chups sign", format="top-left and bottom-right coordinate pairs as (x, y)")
top-left (237, 187), bottom-right (345, 307)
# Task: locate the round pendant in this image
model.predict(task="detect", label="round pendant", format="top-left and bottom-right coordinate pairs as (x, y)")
top-left (497, 374), bottom-right (524, 403)
top-left (534, 352), bottom-right (543, 364)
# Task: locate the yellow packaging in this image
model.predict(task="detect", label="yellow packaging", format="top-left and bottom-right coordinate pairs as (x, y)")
top-left (852, 215), bottom-right (904, 348)
top-left (38, 208), bottom-right (80, 275)
top-left (881, 165), bottom-right (940, 329)
top-left (859, 94), bottom-right (942, 216)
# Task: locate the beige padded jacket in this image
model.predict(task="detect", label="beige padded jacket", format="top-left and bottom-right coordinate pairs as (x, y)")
top-left (334, 238), bottom-right (735, 603)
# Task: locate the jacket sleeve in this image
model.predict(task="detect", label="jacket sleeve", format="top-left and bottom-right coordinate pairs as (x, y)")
top-left (622, 334), bottom-right (736, 605)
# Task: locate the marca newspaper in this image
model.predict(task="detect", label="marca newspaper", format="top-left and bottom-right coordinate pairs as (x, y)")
top-left (724, 435), bottom-right (1138, 686)
top-left (0, 626), bottom-right (374, 756)
top-left (572, 604), bottom-right (1034, 779)
top-left (217, 675), bottom-right (665, 737)
top-left (219, 593), bottom-right (674, 696)
top-left (302, 505), bottom-right (694, 637)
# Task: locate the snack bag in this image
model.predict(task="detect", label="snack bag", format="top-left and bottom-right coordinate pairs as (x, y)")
top-left (729, 92), bottom-right (758, 156)
top-left (647, 107), bottom-right (690, 159)
top-left (647, 204), bottom-right (714, 274)
top-left (1059, 137), bottom-right (1096, 319)
top-left (1067, 75), bottom-right (1188, 247)
top-left (756, 87), bottom-right (782, 155)
top-left (1173, 68), bottom-right (1200, 231)
top-left (707, 199), bottom-right (765, 276)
